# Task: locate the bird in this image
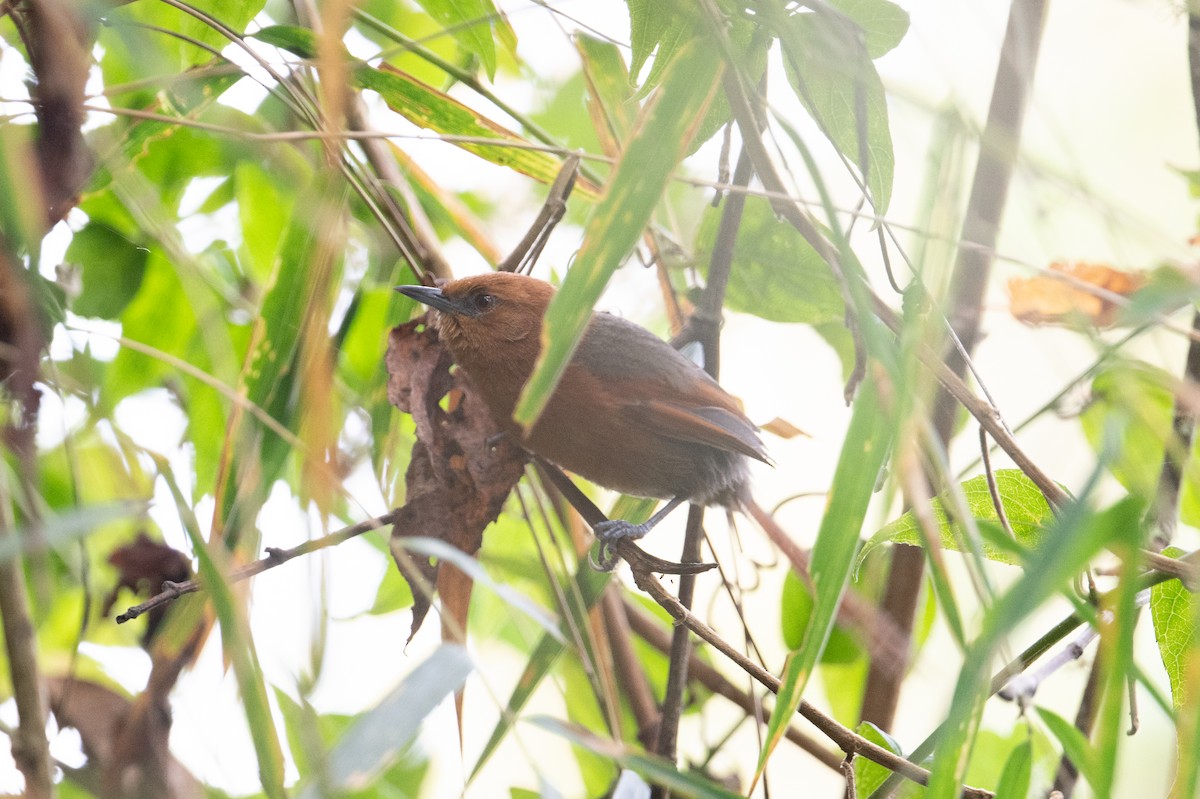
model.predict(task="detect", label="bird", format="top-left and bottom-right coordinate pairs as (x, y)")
top-left (395, 271), bottom-right (769, 560)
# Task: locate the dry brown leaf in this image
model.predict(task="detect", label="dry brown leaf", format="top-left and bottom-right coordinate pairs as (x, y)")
top-left (385, 317), bottom-right (526, 643)
top-left (48, 677), bottom-right (201, 799)
top-left (761, 417), bottom-right (811, 440)
top-left (1007, 261), bottom-right (1146, 328)
top-left (104, 532), bottom-right (192, 645)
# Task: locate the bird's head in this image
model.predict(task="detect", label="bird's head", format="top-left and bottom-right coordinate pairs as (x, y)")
top-left (395, 272), bottom-right (555, 353)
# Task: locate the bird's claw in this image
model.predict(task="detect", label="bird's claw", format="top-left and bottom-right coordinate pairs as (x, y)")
top-left (590, 519), bottom-right (650, 571)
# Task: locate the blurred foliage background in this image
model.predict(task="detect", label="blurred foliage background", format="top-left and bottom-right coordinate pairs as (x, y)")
top-left (1, 0), bottom-right (1200, 798)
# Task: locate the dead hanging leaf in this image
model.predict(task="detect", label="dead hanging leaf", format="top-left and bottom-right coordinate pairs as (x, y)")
top-left (104, 532), bottom-right (192, 646)
top-left (386, 318), bottom-right (526, 643)
top-left (48, 677), bottom-right (201, 799)
top-left (1008, 261), bottom-right (1146, 328)
top-left (761, 417), bottom-right (810, 440)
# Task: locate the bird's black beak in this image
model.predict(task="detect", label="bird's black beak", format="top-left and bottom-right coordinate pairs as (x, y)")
top-left (394, 284), bottom-right (467, 316)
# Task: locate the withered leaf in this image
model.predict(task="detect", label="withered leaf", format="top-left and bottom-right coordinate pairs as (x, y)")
top-left (1008, 261), bottom-right (1146, 328)
top-left (104, 532), bottom-right (192, 646)
top-left (385, 318), bottom-right (525, 643)
top-left (48, 676), bottom-right (201, 799)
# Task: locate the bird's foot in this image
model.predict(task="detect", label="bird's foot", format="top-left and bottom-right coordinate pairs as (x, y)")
top-left (590, 519), bottom-right (651, 571)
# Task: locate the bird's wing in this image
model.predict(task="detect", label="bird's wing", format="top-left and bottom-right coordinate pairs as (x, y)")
top-left (623, 401), bottom-right (770, 464)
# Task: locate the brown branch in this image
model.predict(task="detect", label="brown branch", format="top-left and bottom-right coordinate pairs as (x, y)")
top-left (116, 510), bottom-right (401, 623)
top-left (498, 154), bottom-right (580, 275)
top-left (532, 457), bottom-right (715, 576)
top-left (653, 144), bottom-right (756, 793)
top-left (602, 587), bottom-right (661, 750)
top-left (867, 0), bottom-right (1049, 731)
top-left (627, 566), bottom-right (993, 799)
top-left (623, 599), bottom-right (843, 772)
top-left (0, 491), bottom-right (53, 799)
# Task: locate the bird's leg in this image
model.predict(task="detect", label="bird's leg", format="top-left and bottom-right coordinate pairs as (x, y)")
top-left (592, 496), bottom-right (686, 570)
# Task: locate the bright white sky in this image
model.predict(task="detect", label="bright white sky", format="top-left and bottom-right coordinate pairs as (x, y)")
top-left (2, 0), bottom-right (1199, 796)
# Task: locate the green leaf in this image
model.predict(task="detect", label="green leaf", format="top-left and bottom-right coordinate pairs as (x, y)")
top-left (993, 739), bottom-right (1032, 799)
top-left (235, 161), bottom-right (295, 282)
top-left (0, 125), bottom-right (45, 253)
top-left (411, 0), bottom-right (515, 80)
top-left (1037, 707), bottom-right (1098, 789)
top-left (297, 645), bottom-right (472, 798)
top-left (353, 65), bottom-right (580, 193)
top-left (826, 0), bottom-right (911, 58)
top-left (694, 196), bottom-right (844, 324)
top-left (777, 5), bottom-right (896, 214)
top-left (757, 378), bottom-right (892, 782)
top-left (249, 24), bottom-right (317, 57)
top-left (859, 469), bottom-right (1055, 568)
top-left (1080, 361), bottom-right (1173, 503)
top-left (925, 494), bottom-right (1143, 799)
top-left (627, 0), bottom-right (673, 82)
top-left (67, 223), bottom-right (149, 319)
top-left (513, 39), bottom-right (721, 428)
top-left (0, 502), bottom-right (148, 564)
top-left (1153, 548), bottom-right (1199, 704)
top-left (853, 721), bottom-right (904, 796)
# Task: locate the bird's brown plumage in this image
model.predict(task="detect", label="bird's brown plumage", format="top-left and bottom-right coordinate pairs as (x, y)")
top-left (397, 272), bottom-right (767, 507)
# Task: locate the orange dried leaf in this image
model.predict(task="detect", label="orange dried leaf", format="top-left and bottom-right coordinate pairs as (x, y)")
top-left (1008, 261), bottom-right (1146, 327)
top-left (761, 417), bottom-right (811, 440)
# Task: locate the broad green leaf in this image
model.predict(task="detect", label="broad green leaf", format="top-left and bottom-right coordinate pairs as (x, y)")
top-left (1080, 361), bottom-right (1173, 502)
top-left (694, 196), bottom-right (844, 325)
top-left (411, 0), bottom-right (516, 81)
top-left (1152, 547), bottom-right (1199, 712)
top-left (297, 645), bottom-right (472, 798)
top-left (627, 0), bottom-right (672, 82)
top-left (993, 739), bottom-right (1032, 799)
top-left (0, 502), bottom-right (147, 565)
top-left (353, 4), bottom-right (465, 86)
top-left (235, 161), bottom-right (295, 282)
top-left (777, 5), bottom-right (896, 214)
top-left (757, 378), bottom-right (892, 783)
top-left (859, 469), bottom-right (1055, 568)
top-left (925, 495), bottom-right (1143, 799)
top-left (0, 125), bottom-right (45, 252)
top-left (177, 0), bottom-right (267, 67)
top-left (514, 39), bottom-right (721, 428)
top-left (827, 0), bottom-right (910, 58)
top-left (1037, 707), bottom-right (1097, 789)
top-left (853, 722), bottom-right (904, 796)
top-left (1091, 537), bottom-right (1142, 799)
top-left (215, 178), bottom-right (347, 551)
top-left (1117, 265), bottom-right (1200, 327)
top-left (67, 223), bottom-right (149, 319)
top-left (249, 24), bottom-right (317, 57)
top-left (1151, 550), bottom-right (1200, 799)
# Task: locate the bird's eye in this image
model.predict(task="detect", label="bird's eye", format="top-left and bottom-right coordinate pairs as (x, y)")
top-left (472, 293), bottom-right (496, 313)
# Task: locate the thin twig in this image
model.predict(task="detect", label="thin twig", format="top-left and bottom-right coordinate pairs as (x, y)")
top-left (116, 510), bottom-right (401, 623)
top-left (623, 598), bottom-right (842, 771)
top-left (498, 154), bottom-right (580, 274)
top-left (979, 425), bottom-right (1015, 539)
top-left (628, 566), bottom-right (993, 799)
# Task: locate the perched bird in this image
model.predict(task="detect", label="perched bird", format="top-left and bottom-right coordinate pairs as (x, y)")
top-left (396, 272), bottom-right (769, 551)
